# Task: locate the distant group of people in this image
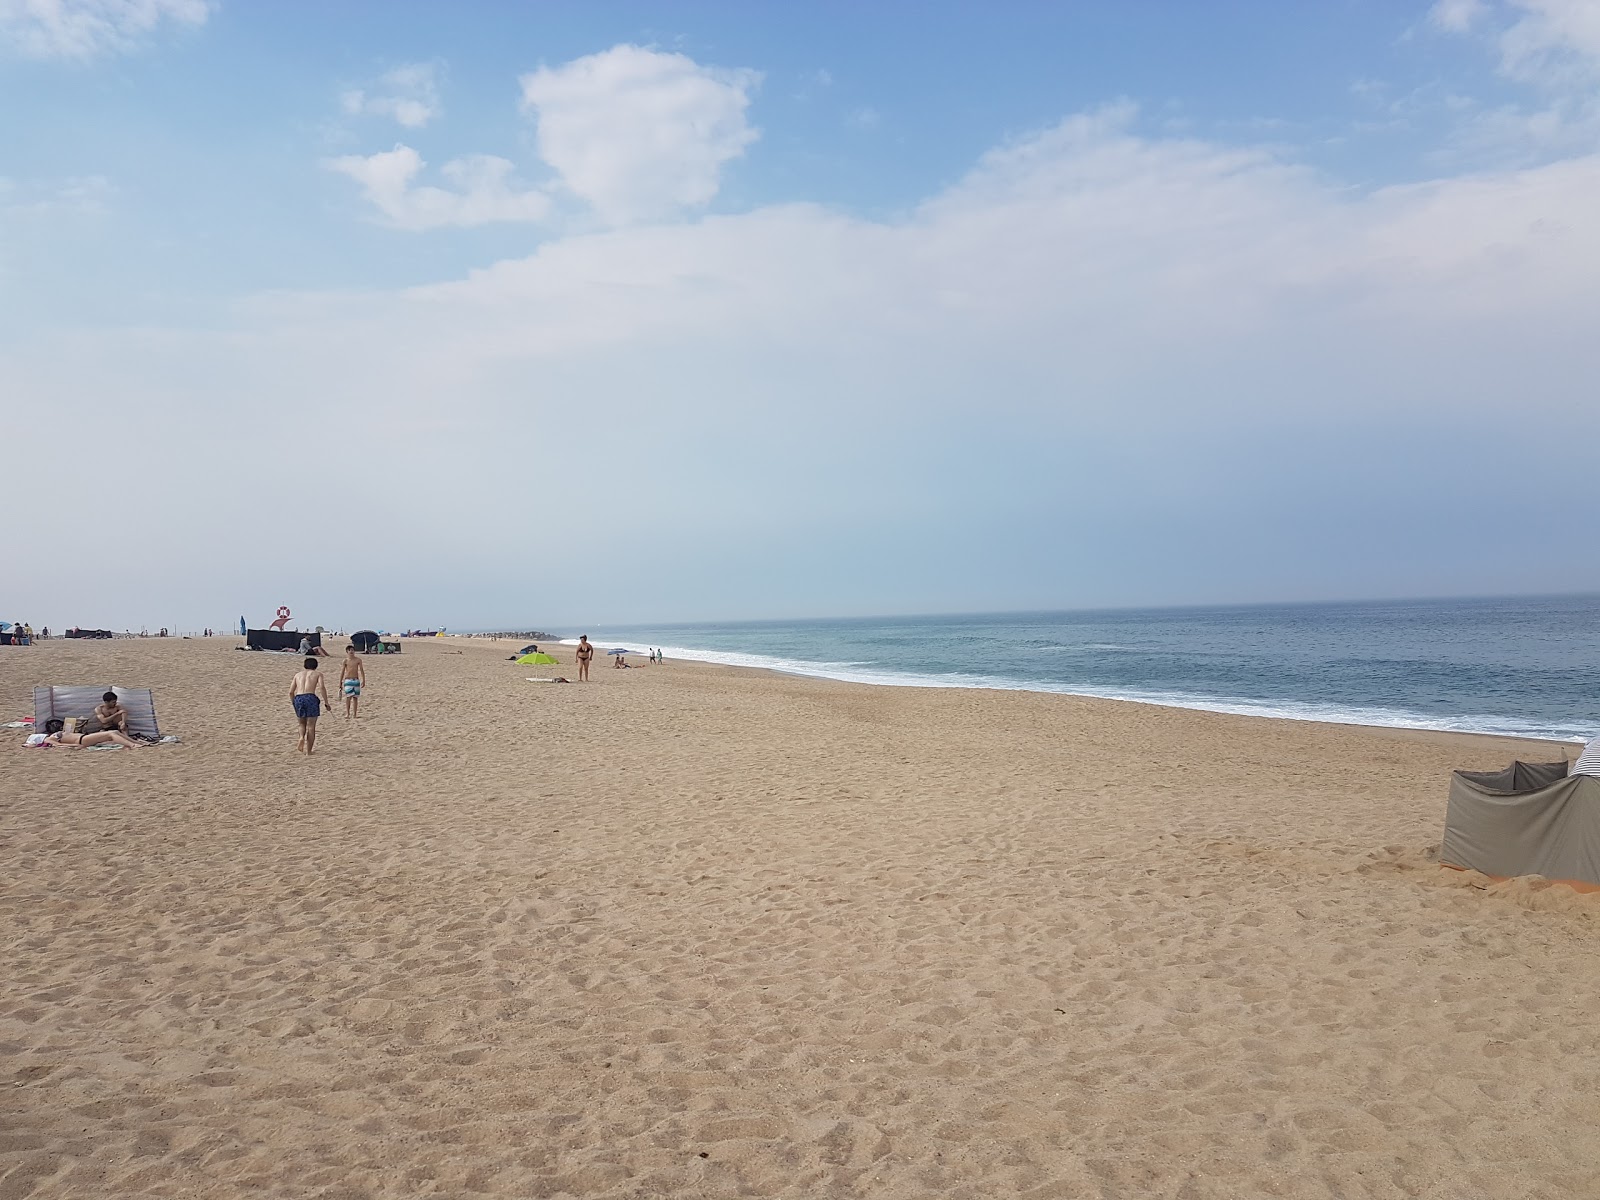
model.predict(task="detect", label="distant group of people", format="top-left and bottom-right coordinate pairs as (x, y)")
top-left (289, 644), bottom-right (368, 753)
top-left (570, 636), bottom-right (665, 680)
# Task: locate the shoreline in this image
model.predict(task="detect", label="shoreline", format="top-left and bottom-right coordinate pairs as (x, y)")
top-left (440, 634), bottom-right (1583, 753)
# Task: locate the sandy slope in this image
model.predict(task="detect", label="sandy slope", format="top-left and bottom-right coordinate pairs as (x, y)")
top-left (2, 634), bottom-right (1596, 1199)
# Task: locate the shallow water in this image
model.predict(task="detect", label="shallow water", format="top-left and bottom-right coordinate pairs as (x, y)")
top-left (572, 594), bottom-right (1600, 742)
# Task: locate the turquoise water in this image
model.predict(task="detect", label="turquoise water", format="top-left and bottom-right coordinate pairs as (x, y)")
top-left (567, 595), bottom-right (1600, 743)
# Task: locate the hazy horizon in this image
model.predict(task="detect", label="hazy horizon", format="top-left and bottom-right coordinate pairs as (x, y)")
top-left (18, 586), bottom-right (1600, 640)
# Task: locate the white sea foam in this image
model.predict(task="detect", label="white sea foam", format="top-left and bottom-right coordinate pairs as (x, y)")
top-left (564, 637), bottom-right (1588, 743)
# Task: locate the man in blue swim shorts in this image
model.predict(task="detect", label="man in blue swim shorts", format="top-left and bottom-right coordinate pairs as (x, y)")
top-left (290, 656), bottom-right (332, 754)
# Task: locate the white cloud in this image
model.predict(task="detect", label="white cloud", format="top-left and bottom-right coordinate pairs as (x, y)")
top-left (1429, 0), bottom-right (1488, 33)
top-left (324, 144), bottom-right (549, 231)
top-left (1497, 0), bottom-right (1600, 83)
top-left (1428, 0), bottom-right (1600, 163)
top-left (0, 0), bottom-right (209, 59)
top-left (342, 62), bottom-right (441, 129)
top-left (0, 173), bottom-right (112, 214)
top-left (519, 44), bottom-right (760, 224)
top-left (15, 106), bottom-right (1600, 621)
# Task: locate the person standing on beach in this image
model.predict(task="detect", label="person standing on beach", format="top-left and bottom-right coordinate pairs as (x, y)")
top-left (576, 635), bottom-right (594, 681)
top-left (340, 644), bottom-right (367, 719)
top-left (290, 656), bottom-right (331, 754)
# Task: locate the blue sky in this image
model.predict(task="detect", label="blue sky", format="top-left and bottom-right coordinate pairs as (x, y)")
top-left (4, 0), bottom-right (1598, 631)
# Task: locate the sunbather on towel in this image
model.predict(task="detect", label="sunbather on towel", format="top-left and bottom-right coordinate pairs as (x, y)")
top-left (40, 718), bottom-right (145, 749)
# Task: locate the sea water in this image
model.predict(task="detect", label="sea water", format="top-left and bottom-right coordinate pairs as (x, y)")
top-left (566, 595), bottom-right (1600, 743)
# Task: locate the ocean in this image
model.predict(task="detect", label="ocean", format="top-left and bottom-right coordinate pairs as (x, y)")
top-left (563, 594), bottom-right (1600, 744)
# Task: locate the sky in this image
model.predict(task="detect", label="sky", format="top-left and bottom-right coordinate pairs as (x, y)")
top-left (3, 0), bottom-right (1599, 633)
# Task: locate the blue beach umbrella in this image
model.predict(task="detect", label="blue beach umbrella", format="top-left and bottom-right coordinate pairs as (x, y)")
top-left (608, 648), bottom-right (631, 655)
top-left (239, 616), bottom-right (246, 635)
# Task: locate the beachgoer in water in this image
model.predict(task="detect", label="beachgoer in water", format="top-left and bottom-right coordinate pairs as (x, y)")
top-left (290, 656), bottom-right (331, 754)
top-left (341, 645), bottom-right (367, 719)
top-left (576, 635), bottom-right (594, 682)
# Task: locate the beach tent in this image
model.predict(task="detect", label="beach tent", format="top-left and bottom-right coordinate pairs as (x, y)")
top-left (1440, 760), bottom-right (1600, 889)
top-left (246, 628), bottom-right (320, 652)
top-left (34, 686), bottom-right (161, 738)
top-left (517, 652), bottom-right (559, 665)
top-left (351, 630), bottom-right (381, 652)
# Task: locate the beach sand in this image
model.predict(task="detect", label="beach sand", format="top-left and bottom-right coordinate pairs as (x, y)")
top-left (2, 635), bottom-right (1596, 1199)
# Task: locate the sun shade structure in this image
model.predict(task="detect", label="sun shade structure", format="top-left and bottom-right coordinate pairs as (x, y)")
top-left (246, 629), bottom-right (320, 652)
top-left (517, 652), bottom-right (559, 665)
top-left (34, 686), bottom-right (161, 738)
top-left (351, 630), bottom-right (382, 652)
top-left (1440, 760), bottom-right (1600, 889)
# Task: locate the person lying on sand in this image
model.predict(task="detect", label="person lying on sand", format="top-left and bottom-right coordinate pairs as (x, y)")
top-left (39, 719), bottom-right (145, 749)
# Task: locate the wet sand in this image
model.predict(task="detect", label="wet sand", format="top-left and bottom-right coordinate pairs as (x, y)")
top-left (2, 634), bottom-right (1596, 1199)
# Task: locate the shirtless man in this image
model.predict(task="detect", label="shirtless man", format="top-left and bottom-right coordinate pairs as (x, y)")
top-left (290, 656), bottom-right (332, 753)
top-left (92, 691), bottom-right (130, 733)
top-left (340, 644), bottom-right (367, 719)
top-left (575, 635), bottom-right (594, 682)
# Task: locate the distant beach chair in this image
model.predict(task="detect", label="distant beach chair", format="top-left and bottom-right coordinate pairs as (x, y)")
top-left (34, 686), bottom-right (161, 738)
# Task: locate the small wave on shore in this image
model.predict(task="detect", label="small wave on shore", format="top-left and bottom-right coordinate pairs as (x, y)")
top-left (563, 635), bottom-right (1588, 743)
top-left (569, 598), bottom-right (1600, 744)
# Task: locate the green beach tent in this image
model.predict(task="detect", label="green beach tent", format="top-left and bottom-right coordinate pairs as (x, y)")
top-left (517, 652), bottom-right (559, 665)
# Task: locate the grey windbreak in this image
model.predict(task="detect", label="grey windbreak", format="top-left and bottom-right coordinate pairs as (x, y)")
top-left (1441, 762), bottom-right (1600, 886)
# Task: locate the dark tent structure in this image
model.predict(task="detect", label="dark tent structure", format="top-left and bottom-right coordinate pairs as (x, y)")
top-left (1440, 760), bottom-right (1600, 889)
top-left (351, 630), bottom-right (381, 652)
top-left (246, 629), bottom-right (321, 652)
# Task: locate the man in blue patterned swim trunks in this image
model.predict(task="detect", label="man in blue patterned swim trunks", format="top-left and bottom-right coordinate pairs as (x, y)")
top-left (290, 657), bottom-right (332, 754)
top-left (340, 644), bottom-right (367, 719)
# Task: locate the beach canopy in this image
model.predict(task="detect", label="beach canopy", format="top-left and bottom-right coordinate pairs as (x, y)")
top-left (1441, 760), bottom-right (1600, 889)
top-left (517, 652), bottom-right (559, 665)
top-left (608, 648), bottom-right (631, 655)
top-left (351, 630), bottom-right (382, 652)
top-left (34, 686), bottom-right (160, 738)
top-left (246, 628), bottom-right (320, 652)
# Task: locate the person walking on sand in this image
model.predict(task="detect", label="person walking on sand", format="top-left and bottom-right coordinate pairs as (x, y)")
top-left (290, 656), bottom-right (332, 754)
top-left (340, 644), bottom-right (367, 719)
top-left (575, 635), bottom-right (594, 682)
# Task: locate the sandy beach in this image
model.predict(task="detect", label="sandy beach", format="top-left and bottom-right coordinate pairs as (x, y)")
top-left (3, 634), bottom-right (1597, 1199)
